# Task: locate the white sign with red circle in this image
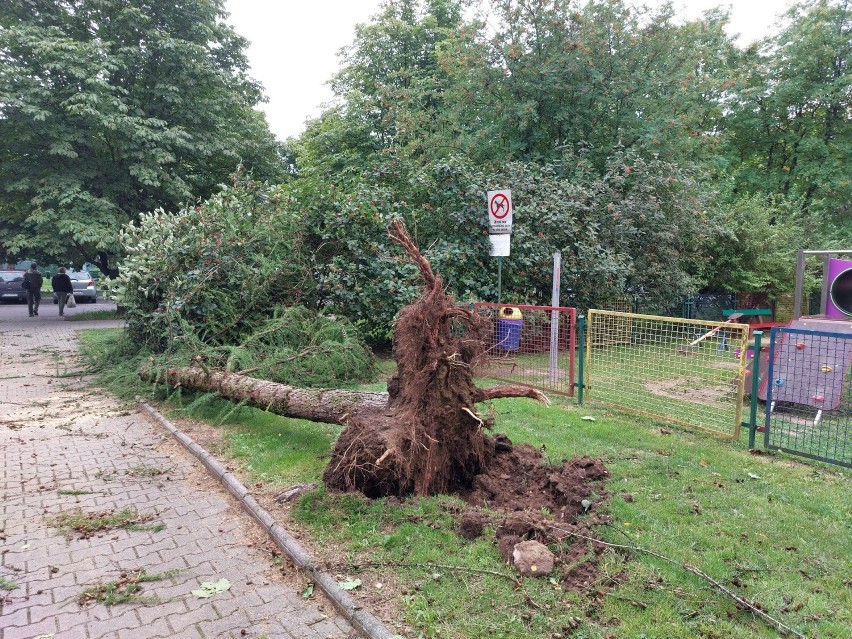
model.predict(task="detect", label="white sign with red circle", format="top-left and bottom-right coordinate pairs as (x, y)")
top-left (487, 189), bottom-right (512, 234)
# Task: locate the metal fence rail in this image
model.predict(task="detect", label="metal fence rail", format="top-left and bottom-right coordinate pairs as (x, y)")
top-left (473, 303), bottom-right (576, 397)
top-left (764, 327), bottom-right (852, 468)
top-left (585, 310), bottom-right (750, 438)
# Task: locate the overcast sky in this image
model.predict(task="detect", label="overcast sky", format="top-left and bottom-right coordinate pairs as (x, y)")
top-left (224, 0), bottom-right (795, 142)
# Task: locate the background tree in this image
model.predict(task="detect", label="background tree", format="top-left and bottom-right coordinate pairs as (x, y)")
top-left (284, 0), bottom-right (746, 341)
top-left (698, 191), bottom-right (799, 297)
top-left (434, 0), bottom-right (739, 167)
top-left (724, 0), bottom-right (852, 243)
top-left (0, 0), bottom-right (284, 273)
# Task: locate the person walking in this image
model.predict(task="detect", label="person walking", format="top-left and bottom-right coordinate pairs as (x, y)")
top-left (23, 262), bottom-right (44, 317)
top-left (51, 267), bottom-right (74, 317)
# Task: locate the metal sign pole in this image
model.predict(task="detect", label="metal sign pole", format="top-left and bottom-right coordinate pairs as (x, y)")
top-left (497, 256), bottom-right (502, 304)
top-left (549, 252), bottom-right (561, 383)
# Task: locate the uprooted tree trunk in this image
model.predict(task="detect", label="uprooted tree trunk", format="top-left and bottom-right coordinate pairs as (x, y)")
top-left (322, 219), bottom-right (549, 497)
top-left (140, 220), bottom-right (549, 498)
top-left (138, 365), bottom-right (389, 424)
top-left (138, 366), bottom-right (543, 429)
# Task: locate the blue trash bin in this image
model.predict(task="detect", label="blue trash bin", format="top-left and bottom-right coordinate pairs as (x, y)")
top-left (496, 307), bottom-right (523, 350)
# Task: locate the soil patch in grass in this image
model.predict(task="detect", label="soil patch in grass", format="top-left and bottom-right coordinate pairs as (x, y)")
top-left (645, 377), bottom-right (734, 408)
top-left (458, 435), bottom-right (611, 590)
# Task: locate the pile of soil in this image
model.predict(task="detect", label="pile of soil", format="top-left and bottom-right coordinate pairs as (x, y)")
top-left (455, 433), bottom-right (612, 590)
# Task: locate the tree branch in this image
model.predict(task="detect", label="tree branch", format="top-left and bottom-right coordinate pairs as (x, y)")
top-left (474, 385), bottom-right (551, 406)
top-left (548, 524), bottom-right (807, 639)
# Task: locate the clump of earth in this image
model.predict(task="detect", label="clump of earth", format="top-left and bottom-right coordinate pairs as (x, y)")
top-left (457, 436), bottom-right (610, 589)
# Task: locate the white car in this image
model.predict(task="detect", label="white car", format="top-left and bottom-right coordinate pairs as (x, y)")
top-left (53, 270), bottom-right (98, 304)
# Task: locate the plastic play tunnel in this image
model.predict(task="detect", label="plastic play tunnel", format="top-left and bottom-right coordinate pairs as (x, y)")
top-left (497, 306), bottom-right (523, 350)
top-left (828, 258), bottom-right (852, 318)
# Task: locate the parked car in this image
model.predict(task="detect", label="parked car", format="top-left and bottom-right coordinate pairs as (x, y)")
top-left (53, 270), bottom-right (98, 304)
top-left (0, 270), bottom-right (28, 303)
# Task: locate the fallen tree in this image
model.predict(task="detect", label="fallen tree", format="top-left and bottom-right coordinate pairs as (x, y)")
top-left (141, 219), bottom-right (551, 498)
top-left (139, 219), bottom-right (618, 594)
top-left (137, 366), bottom-right (545, 427)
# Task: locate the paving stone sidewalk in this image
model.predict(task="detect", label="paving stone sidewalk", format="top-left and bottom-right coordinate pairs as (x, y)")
top-left (0, 307), bottom-right (353, 639)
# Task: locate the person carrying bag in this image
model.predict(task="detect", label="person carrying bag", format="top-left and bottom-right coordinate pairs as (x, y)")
top-left (51, 267), bottom-right (75, 316)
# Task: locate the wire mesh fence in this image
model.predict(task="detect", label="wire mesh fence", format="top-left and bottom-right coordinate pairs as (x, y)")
top-left (473, 303), bottom-right (576, 397)
top-left (764, 326), bottom-right (852, 468)
top-left (684, 293), bottom-right (737, 321)
top-left (585, 310), bottom-right (750, 438)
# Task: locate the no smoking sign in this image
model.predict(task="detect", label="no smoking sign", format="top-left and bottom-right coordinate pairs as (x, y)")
top-left (487, 189), bottom-right (513, 234)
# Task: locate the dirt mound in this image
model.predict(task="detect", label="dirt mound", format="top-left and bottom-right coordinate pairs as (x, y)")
top-left (457, 433), bottom-right (611, 589)
top-left (464, 435), bottom-right (609, 518)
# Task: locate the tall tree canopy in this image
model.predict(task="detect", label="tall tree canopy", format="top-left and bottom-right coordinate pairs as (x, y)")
top-left (724, 0), bottom-right (852, 242)
top-left (435, 0), bottom-right (739, 167)
top-left (286, 0), bottom-right (850, 341)
top-left (0, 0), bottom-right (285, 274)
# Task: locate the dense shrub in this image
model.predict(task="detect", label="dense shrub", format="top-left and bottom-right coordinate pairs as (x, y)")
top-left (288, 150), bottom-right (716, 342)
top-left (109, 177), bottom-right (375, 387)
top-left (110, 177), bottom-right (313, 351)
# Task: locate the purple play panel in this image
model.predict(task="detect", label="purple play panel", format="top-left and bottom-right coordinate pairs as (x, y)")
top-left (827, 258), bottom-right (852, 318)
top-left (759, 318), bottom-right (852, 408)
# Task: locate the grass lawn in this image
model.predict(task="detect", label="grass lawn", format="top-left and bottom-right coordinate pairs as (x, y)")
top-left (80, 328), bottom-right (852, 639)
top-left (64, 309), bottom-right (122, 321)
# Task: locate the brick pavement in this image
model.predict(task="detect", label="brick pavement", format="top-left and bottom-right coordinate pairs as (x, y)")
top-left (0, 304), bottom-right (354, 639)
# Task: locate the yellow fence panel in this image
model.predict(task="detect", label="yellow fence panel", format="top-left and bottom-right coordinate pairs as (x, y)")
top-left (586, 311), bottom-right (750, 438)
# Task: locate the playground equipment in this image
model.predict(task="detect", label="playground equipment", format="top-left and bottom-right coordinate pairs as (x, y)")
top-left (827, 257), bottom-right (852, 317)
top-left (759, 318), bottom-right (852, 425)
top-left (793, 249), bottom-right (852, 319)
top-left (755, 249), bottom-right (852, 428)
top-left (748, 249), bottom-right (852, 387)
top-left (677, 312), bottom-right (742, 354)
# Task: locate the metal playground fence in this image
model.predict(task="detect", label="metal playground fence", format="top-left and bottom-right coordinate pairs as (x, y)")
top-left (473, 303), bottom-right (576, 397)
top-left (583, 311), bottom-right (751, 438)
top-left (763, 326), bottom-right (852, 468)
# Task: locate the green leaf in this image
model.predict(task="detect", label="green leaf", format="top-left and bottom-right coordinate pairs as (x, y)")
top-left (191, 578), bottom-right (231, 598)
top-left (337, 577), bottom-right (362, 591)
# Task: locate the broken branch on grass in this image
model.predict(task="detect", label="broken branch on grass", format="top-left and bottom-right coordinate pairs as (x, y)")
top-left (473, 385), bottom-right (551, 406)
top-left (548, 524), bottom-right (807, 639)
top-left (336, 560), bottom-right (520, 585)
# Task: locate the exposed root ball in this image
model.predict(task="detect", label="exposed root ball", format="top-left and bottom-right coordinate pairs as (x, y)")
top-left (323, 219), bottom-right (604, 503)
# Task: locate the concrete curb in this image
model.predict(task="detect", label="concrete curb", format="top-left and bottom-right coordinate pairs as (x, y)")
top-left (139, 400), bottom-right (396, 639)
